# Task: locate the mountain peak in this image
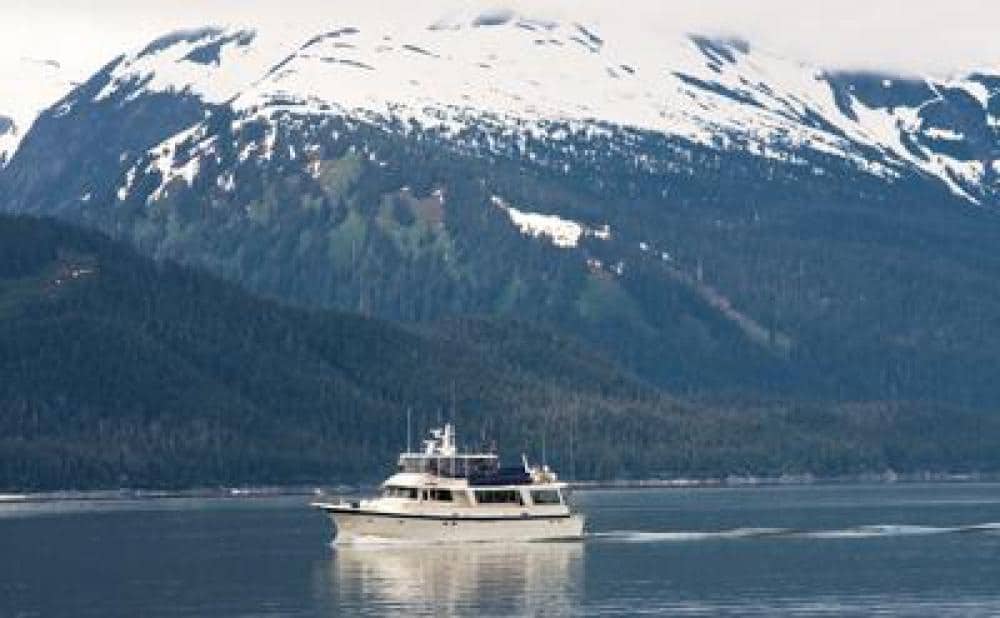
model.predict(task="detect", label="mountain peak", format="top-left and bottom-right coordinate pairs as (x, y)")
top-left (68, 19), bottom-right (995, 205)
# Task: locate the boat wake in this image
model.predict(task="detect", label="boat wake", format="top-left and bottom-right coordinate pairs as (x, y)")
top-left (798, 525), bottom-right (960, 539)
top-left (591, 522), bottom-right (1000, 543)
top-left (590, 528), bottom-right (789, 543)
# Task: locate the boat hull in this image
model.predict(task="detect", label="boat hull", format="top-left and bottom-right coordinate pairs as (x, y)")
top-left (318, 506), bottom-right (585, 543)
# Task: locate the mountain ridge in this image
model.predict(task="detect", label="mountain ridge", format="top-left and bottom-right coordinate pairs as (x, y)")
top-left (8, 16), bottom-right (993, 203)
top-left (2, 20), bottom-right (1000, 412)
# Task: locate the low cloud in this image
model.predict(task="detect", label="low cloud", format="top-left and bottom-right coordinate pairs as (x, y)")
top-left (3, 0), bottom-right (999, 77)
top-left (670, 0), bottom-right (1000, 76)
top-left (521, 0), bottom-right (1000, 76)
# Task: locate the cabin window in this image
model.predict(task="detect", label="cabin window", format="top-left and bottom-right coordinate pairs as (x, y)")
top-left (429, 489), bottom-right (453, 502)
top-left (383, 486), bottom-right (419, 499)
top-left (530, 490), bottom-right (562, 505)
top-left (474, 489), bottom-right (523, 505)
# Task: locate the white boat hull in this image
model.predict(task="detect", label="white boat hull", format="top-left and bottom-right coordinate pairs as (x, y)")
top-left (319, 506), bottom-right (586, 543)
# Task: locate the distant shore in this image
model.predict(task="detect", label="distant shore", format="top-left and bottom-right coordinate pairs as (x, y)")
top-left (2, 471), bottom-right (999, 505)
top-left (568, 470), bottom-right (999, 489)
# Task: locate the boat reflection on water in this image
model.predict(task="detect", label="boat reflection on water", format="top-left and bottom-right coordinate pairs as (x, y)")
top-left (317, 541), bottom-right (583, 615)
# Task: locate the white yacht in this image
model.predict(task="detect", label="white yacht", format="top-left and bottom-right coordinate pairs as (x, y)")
top-left (312, 424), bottom-right (585, 543)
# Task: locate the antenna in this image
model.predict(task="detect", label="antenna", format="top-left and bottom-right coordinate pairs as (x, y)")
top-left (570, 414), bottom-right (576, 481)
top-left (450, 380), bottom-right (458, 478)
top-left (450, 380), bottom-right (457, 436)
top-left (406, 406), bottom-right (412, 454)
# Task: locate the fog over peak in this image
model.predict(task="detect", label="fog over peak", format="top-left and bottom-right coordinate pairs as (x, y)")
top-left (2, 0), bottom-right (998, 78)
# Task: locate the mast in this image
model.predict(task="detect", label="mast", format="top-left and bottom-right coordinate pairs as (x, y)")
top-left (406, 407), bottom-right (412, 454)
top-left (450, 380), bottom-right (457, 444)
top-left (570, 414), bottom-right (576, 480)
top-left (450, 381), bottom-right (457, 478)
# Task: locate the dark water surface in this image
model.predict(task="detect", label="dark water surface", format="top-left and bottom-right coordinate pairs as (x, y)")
top-left (2, 483), bottom-right (1000, 616)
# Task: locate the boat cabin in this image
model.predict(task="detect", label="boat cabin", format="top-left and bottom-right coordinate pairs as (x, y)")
top-left (380, 423), bottom-right (567, 508)
top-left (380, 484), bottom-right (566, 507)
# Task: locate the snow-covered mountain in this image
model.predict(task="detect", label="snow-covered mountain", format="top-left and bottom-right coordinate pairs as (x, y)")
top-left (39, 11), bottom-right (997, 205)
top-left (3, 10), bottom-right (1000, 407)
top-left (0, 56), bottom-right (77, 165)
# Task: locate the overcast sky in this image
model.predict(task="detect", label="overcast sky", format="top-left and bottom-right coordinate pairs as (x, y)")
top-left (3, 0), bottom-right (999, 78)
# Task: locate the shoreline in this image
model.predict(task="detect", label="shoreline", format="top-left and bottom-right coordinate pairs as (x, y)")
top-left (570, 470), bottom-right (1000, 490)
top-left (2, 471), bottom-right (999, 505)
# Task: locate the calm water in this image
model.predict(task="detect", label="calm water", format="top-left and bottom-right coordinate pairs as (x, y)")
top-left (2, 483), bottom-right (1000, 616)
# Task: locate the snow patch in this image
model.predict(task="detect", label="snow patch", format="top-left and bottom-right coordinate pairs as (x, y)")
top-left (924, 127), bottom-right (964, 141)
top-left (145, 124), bottom-right (212, 202)
top-left (118, 166), bottom-right (137, 201)
top-left (954, 80), bottom-right (990, 108)
top-left (217, 172), bottom-right (236, 192)
top-left (491, 195), bottom-right (583, 248)
top-left (589, 224), bottom-right (611, 240)
top-left (490, 196), bottom-right (612, 248)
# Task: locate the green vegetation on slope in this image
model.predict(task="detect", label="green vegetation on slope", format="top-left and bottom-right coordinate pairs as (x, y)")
top-left (2, 215), bottom-right (1000, 491)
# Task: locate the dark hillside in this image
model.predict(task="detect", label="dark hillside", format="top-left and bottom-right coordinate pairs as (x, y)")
top-left (0, 214), bottom-right (674, 489)
top-left (2, 216), bottom-right (999, 490)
